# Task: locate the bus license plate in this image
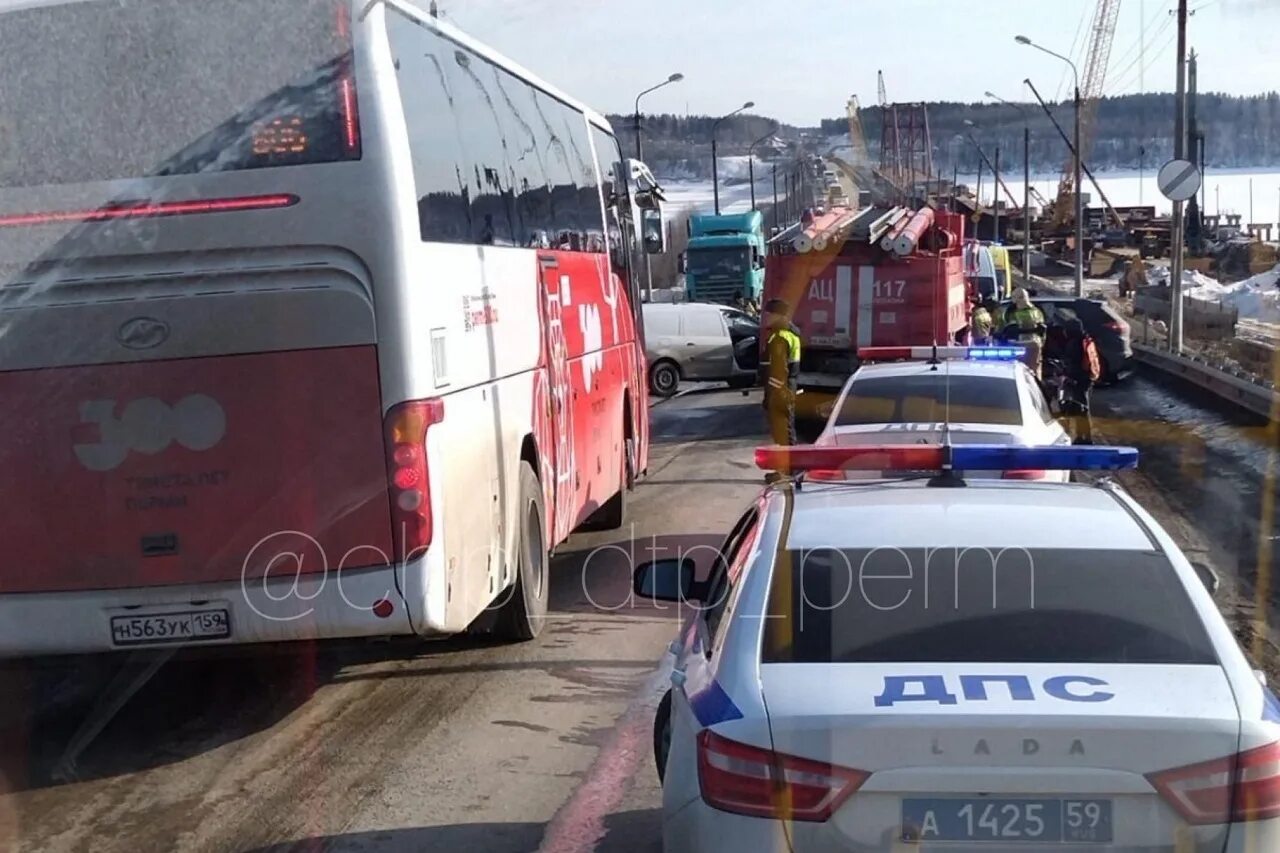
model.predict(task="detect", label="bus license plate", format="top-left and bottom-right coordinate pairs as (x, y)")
top-left (110, 609), bottom-right (231, 647)
top-left (902, 798), bottom-right (1113, 844)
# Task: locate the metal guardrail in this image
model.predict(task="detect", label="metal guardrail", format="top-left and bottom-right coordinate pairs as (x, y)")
top-left (1132, 342), bottom-right (1279, 419)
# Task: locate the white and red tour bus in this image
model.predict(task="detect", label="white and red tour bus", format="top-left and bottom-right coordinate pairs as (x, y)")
top-left (0, 0), bottom-right (662, 655)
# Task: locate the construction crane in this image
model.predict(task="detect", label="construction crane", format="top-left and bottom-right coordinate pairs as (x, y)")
top-left (1052, 0), bottom-right (1121, 229)
top-left (846, 95), bottom-right (871, 166)
top-left (875, 71), bottom-right (933, 195)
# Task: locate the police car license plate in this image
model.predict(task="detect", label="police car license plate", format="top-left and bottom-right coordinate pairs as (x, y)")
top-left (110, 608), bottom-right (231, 647)
top-left (901, 798), bottom-right (1113, 844)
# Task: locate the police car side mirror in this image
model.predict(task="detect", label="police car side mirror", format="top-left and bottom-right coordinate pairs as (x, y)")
top-left (1191, 561), bottom-right (1220, 598)
top-left (634, 558), bottom-right (698, 603)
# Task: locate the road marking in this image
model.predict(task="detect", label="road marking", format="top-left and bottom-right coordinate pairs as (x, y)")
top-left (534, 654), bottom-right (673, 853)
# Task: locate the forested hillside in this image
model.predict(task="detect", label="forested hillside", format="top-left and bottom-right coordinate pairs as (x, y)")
top-left (614, 91), bottom-right (1280, 180)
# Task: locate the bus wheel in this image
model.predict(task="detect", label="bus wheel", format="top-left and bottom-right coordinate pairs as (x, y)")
top-left (495, 461), bottom-right (549, 641)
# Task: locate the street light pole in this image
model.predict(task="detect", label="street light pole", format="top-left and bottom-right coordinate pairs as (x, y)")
top-left (748, 124), bottom-right (778, 212)
top-left (632, 73), bottom-right (683, 304)
top-left (1016, 35), bottom-right (1084, 296)
top-left (986, 90), bottom-right (1033, 281)
top-left (712, 101), bottom-right (754, 216)
top-left (771, 163), bottom-right (778, 229)
top-left (633, 73), bottom-right (684, 161)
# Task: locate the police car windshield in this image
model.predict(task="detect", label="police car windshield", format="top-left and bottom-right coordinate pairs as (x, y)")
top-left (837, 374), bottom-right (1022, 426)
top-left (761, 548), bottom-right (1217, 665)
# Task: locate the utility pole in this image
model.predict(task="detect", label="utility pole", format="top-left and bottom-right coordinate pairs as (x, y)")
top-left (952, 161), bottom-right (959, 214)
top-left (1023, 125), bottom-right (1031, 280)
top-left (1139, 0), bottom-right (1145, 204)
top-left (1169, 0), bottom-right (1189, 354)
top-left (772, 163), bottom-right (778, 231)
top-left (993, 145), bottom-right (1001, 245)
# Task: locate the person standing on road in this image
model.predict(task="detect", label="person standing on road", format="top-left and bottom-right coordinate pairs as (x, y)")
top-left (760, 298), bottom-right (801, 460)
top-left (1063, 317), bottom-right (1101, 444)
top-left (1004, 287), bottom-right (1047, 378)
top-left (970, 298), bottom-right (994, 345)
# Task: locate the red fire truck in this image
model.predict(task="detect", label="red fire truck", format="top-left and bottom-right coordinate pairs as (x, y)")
top-left (762, 205), bottom-right (971, 423)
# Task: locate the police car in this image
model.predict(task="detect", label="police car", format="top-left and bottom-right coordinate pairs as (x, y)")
top-left (640, 444), bottom-right (1278, 852)
top-left (813, 346), bottom-right (1072, 482)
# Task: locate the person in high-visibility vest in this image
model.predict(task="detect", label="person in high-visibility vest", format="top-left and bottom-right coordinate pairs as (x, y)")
top-left (970, 299), bottom-right (994, 345)
top-left (1003, 287), bottom-right (1047, 378)
top-left (760, 298), bottom-right (801, 452)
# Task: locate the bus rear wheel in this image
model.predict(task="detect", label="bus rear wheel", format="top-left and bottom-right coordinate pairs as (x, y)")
top-left (494, 461), bottom-right (549, 641)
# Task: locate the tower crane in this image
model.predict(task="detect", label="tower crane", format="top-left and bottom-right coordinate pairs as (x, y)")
top-left (1052, 0), bottom-right (1121, 229)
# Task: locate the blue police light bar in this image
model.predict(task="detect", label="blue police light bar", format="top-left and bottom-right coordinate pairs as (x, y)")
top-left (967, 346), bottom-right (1026, 361)
top-left (858, 345), bottom-right (1025, 362)
top-left (755, 444), bottom-right (1140, 473)
top-left (950, 445), bottom-right (1139, 471)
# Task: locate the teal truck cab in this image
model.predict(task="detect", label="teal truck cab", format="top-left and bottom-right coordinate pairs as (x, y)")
top-left (681, 210), bottom-right (766, 305)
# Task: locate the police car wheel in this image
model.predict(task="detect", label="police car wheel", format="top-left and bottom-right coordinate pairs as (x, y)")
top-left (493, 462), bottom-right (550, 641)
top-left (653, 689), bottom-right (673, 783)
top-left (649, 361), bottom-right (680, 398)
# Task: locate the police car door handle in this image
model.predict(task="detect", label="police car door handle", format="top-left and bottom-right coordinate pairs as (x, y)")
top-left (685, 342), bottom-right (696, 346)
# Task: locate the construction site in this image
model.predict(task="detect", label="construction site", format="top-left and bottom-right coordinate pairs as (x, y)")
top-left (767, 0), bottom-right (1278, 421)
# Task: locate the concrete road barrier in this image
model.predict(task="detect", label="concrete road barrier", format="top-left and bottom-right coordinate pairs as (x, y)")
top-left (1133, 341), bottom-right (1279, 419)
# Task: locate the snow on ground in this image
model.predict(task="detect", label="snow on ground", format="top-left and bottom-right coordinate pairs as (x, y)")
top-left (660, 171), bottom-right (785, 222)
top-left (1149, 263), bottom-right (1280, 325)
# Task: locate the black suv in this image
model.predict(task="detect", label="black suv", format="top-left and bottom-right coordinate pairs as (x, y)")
top-left (1000, 295), bottom-right (1134, 382)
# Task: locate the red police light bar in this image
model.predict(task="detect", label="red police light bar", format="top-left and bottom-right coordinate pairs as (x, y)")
top-left (755, 445), bottom-right (944, 473)
top-left (0, 194), bottom-right (299, 228)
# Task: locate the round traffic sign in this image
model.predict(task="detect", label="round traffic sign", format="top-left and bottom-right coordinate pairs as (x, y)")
top-left (1158, 159), bottom-right (1202, 202)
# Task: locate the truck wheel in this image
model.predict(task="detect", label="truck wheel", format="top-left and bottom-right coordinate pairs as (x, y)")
top-left (494, 462), bottom-right (549, 641)
top-left (649, 360), bottom-right (680, 398)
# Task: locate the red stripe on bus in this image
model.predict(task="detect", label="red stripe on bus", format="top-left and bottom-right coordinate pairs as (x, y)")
top-left (0, 194), bottom-right (299, 228)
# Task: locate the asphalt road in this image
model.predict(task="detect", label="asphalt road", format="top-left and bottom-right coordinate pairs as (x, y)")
top-left (0, 388), bottom-right (765, 853)
top-left (1, 376), bottom-right (1277, 853)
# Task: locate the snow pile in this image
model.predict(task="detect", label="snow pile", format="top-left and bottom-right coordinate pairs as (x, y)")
top-left (1147, 265), bottom-right (1221, 291)
top-left (1148, 264), bottom-right (1280, 324)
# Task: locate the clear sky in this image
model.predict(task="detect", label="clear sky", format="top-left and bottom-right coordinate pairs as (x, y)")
top-left (444, 0), bottom-right (1280, 126)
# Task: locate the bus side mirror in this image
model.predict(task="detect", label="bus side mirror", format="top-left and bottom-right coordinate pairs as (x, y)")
top-left (641, 208), bottom-right (665, 254)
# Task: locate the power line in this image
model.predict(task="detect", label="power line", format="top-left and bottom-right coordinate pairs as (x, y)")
top-left (1108, 15), bottom-right (1178, 94)
top-left (1054, 7), bottom-right (1090, 102)
top-left (1107, 17), bottom-right (1172, 92)
top-left (1105, 22), bottom-right (1172, 94)
top-left (1108, 0), bottom-right (1173, 75)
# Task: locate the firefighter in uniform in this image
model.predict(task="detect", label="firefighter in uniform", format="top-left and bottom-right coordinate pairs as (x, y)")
top-left (1003, 287), bottom-right (1047, 378)
top-left (970, 298), bottom-right (995, 345)
top-left (760, 298), bottom-right (801, 454)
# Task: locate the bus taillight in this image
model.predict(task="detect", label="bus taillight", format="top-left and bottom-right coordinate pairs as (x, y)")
top-left (384, 399), bottom-right (445, 561)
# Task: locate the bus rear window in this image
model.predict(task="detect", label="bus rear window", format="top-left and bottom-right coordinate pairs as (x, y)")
top-left (0, 0), bottom-right (359, 189)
